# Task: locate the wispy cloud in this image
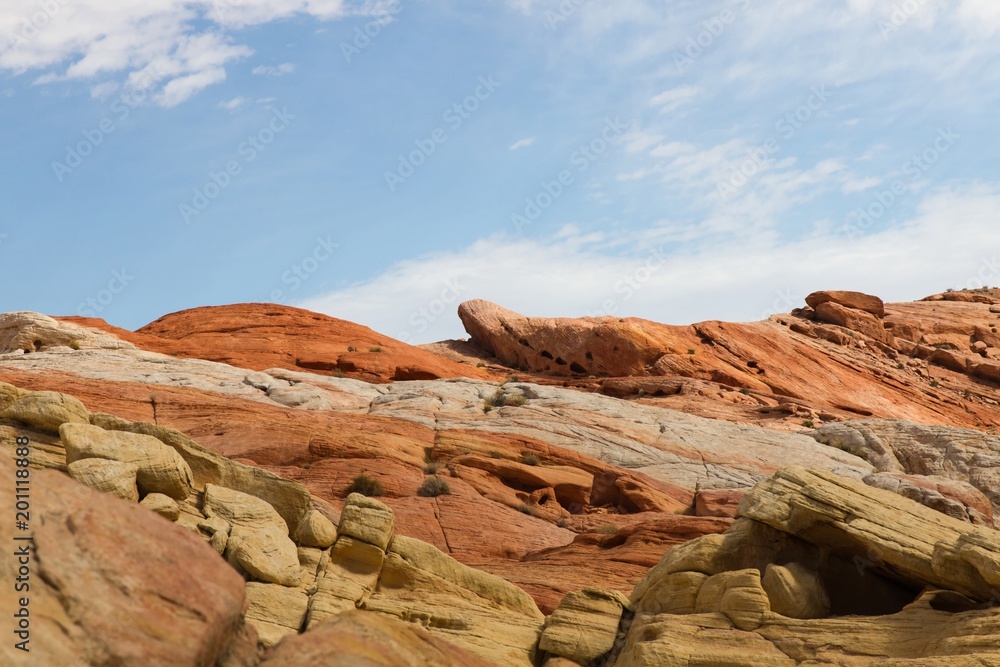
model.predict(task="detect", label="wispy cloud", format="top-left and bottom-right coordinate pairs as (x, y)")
top-left (252, 63), bottom-right (295, 77)
top-left (509, 137), bottom-right (535, 151)
top-left (217, 96), bottom-right (249, 111)
top-left (649, 85), bottom-right (701, 114)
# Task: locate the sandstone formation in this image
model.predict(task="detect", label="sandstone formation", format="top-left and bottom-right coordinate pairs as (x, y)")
top-left (456, 290), bottom-right (1000, 430)
top-left (61, 303), bottom-right (489, 383)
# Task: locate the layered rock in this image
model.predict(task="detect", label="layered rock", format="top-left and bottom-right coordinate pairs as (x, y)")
top-left (615, 466), bottom-right (1000, 665)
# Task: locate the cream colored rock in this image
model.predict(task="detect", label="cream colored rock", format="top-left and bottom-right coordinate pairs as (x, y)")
top-left (388, 535), bottom-right (543, 618)
top-left (2, 391), bottom-right (89, 434)
top-left (293, 509), bottom-right (337, 548)
top-left (197, 516), bottom-right (231, 555)
top-left (693, 569), bottom-right (770, 631)
top-left (738, 466), bottom-right (1000, 601)
top-left (67, 458), bottom-right (139, 501)
top-left (227, 524), bottom-right (301, 586)
top-left (338, 493), bottom-right (394, 550)
top-left (244, 582), bottom-right (309, 647)
top-left (60, 422), bottom-right (193, 500)
top-left (0, 381), bottom-right (23, 412)
top-left (538, 588), bottom-right (628, 663)
top-left (633, 571), bottom-right (708, 615)
top-left (140, 493), bottom-right (181, 522)
top-left (308, 535), bottom-right (385, 626)
top-left (761, 562), bottom-right (829, 619)
top-left (0, 311), bottom-right (134, 353)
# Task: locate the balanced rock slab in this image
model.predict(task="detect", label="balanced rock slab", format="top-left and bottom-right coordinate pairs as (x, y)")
top-left (2, 391), bottom-right (89, 434)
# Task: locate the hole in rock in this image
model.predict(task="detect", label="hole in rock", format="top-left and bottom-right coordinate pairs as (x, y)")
top-left (818, 554), bottom-right (921, 616)
top-left (586, 351), bottom-right (594, 360)
top-left (747, 360), bottom-right (759, 368)
top-left (570, 362), bottom-right (588, 374)
top-left (33, 340), bottom-right (43, 351)
top-left (927, 590), bottom-right (988, 613)
top-left (540, 350), bottom-right (554, 359)
top-left (555, 357), bottom-right (567, 365)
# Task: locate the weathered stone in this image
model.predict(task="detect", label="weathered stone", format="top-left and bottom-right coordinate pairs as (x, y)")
top-left (61, 422), bottom-right (193, 500)
top-left (338, 492), bottom-right (394, 550)
top-left (140, 492), bottom-right (181, 521)
top-left (67, 458), bottom-right (139, 501)
top-left (761, 562), bottom-right (830, 619)
top-left (805, 290), bottom-right (886, 317)
top-left (293, 509), bottom-right (337, 548)
top-left (538, 588), bottom-right (628, 663)
top-left (2, 391), bottom-right (89, 433)
top-left (244, 581), bottom-right (309, 647)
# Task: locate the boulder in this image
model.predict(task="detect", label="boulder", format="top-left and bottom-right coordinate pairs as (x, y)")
top-left (67, 458), bottom-right (139, 501)
top-left (761, 562), bottom-right (830, 619)
top-left (294, 509), bottom-right (337, 548)
top-left (805, 290), bottom-right (885, 317)
top-left (2, 391), bottom-right (89, 433)
top-left (538, 588), bottom-right (628, 663)
top-left (60, 422), bottom-right (193, 500)
top-left (338, 493), bottom-right (395, 550)
top-left (140, 493), bottom-right (181, 521)
top-left (244, 582), bottom-right (309, 647)
top-left (0, 456), bottom-right (246, 666)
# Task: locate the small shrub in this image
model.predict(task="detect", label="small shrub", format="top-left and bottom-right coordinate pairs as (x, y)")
top-left (490, 451), bottom-right (503, 459)
top-left (346, 474), bottom-right (385, 497)
top-left (896, 362), bottom-right (905, 370)
top-left (596, 524), bottom-right (618, 535)
top-left (476, 362), bottom-right (486, 368)
top-left (423, 461), bottom-right (441, 474)
top-left (739, 388), bottom-right (751, 395)
top-left (418, 476), bottom-right (451, 497)
top-left (521, 452), bottom-right (541, 466)
top-left (517, 503), bottom-right (540, 517)
top-left (687, 348), bottom-right (695, 355)
top-left (484, 389), bottom-right (526, 410)
top-left (801, 419), bottom-right (815, 428)
top-left (556, 518), bottom-right (568, 528)
top-left (637, 388), bottom-right (646, 397)
top-left (507, 375), bottom-right (520, 383)
top-left (369, 347), bottom-right (382, 353)
top-left (68, 339), bottom-right (81, 350)
top-left (963, 389), bottom-right (972, 399)
top-left (930, 379), bottom-right (940, 388)
top-left (347, 345), bottom-right (356, 352)
top-left (333, 368), bottom-right (346, 378)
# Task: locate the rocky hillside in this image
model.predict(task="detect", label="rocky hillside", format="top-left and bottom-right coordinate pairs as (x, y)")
top-left (2, 289), bottom-right (1000, 665)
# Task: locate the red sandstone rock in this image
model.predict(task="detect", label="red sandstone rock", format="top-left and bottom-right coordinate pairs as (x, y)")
top-left (62, 303), bottom-right (490, 384)
top-left (805, 290), bottom-right (886, 317)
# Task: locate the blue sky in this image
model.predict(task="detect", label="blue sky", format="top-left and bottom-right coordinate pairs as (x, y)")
top-left (2, 0), bottom-right (1000, 343)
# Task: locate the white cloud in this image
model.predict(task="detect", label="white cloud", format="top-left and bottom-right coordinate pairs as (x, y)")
top-left (252, 62), bottom-right (295, 76)
top-left (297, 183), bottom-right (1000, 343)
top-left (0, 1), bottom-right (378, 106)
top-left (649, 85), bottom-right (701, 114)
top-left (509, 137), bottom-right (535, 151)
top-left (217, 95), bottom-right (249, 110)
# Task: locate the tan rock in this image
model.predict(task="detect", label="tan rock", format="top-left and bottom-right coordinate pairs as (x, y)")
top-left (245, 582), bottom-right (309, 647)
top-left (2, 390), bottom-right (89, 433)
top-left (338, 492), bottom-right (394, 550)
top-left (0, 381), bottom-right (23, 411)
top-left (140, 492), bottom-right (181, 521)
top-left (308, 535), bottom-right (385, 626)
top-left (538, 588), bottom-right (628, 663)
top-left (260, 609), bottom-right (497, 667)
top-left (67, 458), bottom-right (139, 501)
top-left (60, 422), bottom-right (193, 500)
top-left (633, 571), bottom-right (708, 615)
top-left (693, 569), bottom-right (770, 631)
top-left (227, 524), bottom-right (302, 586)
top-left (293, 508), bottom-right (337, 548)
top-left (761, 562), bottom-right (830, 619)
